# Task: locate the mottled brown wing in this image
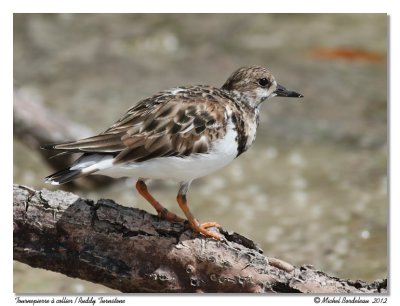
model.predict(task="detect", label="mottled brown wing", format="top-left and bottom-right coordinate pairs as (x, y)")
top-left (112, 97), bottom-right (228, 164)
top-left (45, 92), bottom-right (229, 164)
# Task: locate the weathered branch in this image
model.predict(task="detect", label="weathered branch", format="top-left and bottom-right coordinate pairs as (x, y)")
top-left (13, 184), bottom-right (387, 293)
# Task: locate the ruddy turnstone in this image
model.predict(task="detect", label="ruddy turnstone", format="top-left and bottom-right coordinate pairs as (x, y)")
top-left (43, 65), bottom-right (303, 240)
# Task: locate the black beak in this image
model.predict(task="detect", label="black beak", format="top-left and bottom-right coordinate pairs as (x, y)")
top-left (274, 84), bottom-right (303, 98)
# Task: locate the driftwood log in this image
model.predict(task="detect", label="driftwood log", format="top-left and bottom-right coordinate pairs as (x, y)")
top-left (13, 184), bottom-right (387, 293)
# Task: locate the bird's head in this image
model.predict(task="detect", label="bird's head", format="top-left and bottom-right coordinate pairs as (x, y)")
top-left (222, 65), bottom-right (303, 108)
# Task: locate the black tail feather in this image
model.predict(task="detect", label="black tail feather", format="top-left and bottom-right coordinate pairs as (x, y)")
top-left (45, 169), bottom-right (83, 185)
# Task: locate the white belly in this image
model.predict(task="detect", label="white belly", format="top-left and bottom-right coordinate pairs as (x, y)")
top-left (97, 122), bottom-right (238, 182)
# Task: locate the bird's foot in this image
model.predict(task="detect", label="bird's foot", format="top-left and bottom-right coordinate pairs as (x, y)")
top-left (188, 219), bottom-right (222, 240)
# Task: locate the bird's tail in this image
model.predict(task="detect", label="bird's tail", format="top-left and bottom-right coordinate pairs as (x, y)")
top-left (44, 154), bottom-right (114, 185)
top-left (45, 169), bottom-right (86, 185)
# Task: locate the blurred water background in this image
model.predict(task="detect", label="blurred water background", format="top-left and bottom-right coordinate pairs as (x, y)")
top-left (13, 13), bottom-right (387, 293)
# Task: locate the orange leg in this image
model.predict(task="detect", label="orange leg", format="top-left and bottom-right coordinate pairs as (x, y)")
top-left (176, 192), bottom-right (221, 240)
top-left (136, 180), bottom-right (184, 222)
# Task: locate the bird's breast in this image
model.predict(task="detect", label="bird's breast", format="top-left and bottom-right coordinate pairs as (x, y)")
top-left (230, 107), bottom-right (259, 157)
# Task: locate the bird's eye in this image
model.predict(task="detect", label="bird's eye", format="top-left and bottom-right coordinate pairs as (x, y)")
top-left (258, 78), bottom-right (270, 87)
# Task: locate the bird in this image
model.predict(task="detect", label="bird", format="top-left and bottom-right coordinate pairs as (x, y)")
top-left (42, 65), bottom-right (303, 240)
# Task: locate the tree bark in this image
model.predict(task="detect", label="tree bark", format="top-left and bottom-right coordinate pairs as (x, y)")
top-left (13, 184), bottom-right (387, 293)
